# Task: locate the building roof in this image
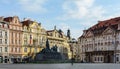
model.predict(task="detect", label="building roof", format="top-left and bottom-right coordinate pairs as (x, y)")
top-left (3, 17), bottom-right (13, 22)
top-left (47, 30), bottom-right (54, 32)
top-left (79, 17), bottom-right (120, 38)
top-left (89, 17), bottom-right (120, 31)
top-left (21, 20), bottom-right (33, 27)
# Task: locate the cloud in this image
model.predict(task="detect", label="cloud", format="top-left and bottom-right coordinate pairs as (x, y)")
top-left (71, 29), bottom-right (83, 39)
top-left (58, 23), bottom-right (70, 30)
top-left (57, 23), bottom-right (70, 34)
top-left (56, 0), bottom-right (107, 38)
top-left (18, 0), bottom-right (47, 13)
top-left (57, 23), bottom-right (82, 39)
top-left (60, 0), bottom-right (105, 23)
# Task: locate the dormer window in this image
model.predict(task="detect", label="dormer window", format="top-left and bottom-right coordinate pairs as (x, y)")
top-left (4, 24), bottom-right (7, 28)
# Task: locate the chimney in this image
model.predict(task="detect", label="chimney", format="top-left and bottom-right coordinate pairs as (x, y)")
top-left (54, 25), bottom-right (56, 30)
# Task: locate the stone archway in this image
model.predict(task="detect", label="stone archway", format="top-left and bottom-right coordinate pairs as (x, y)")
top-left (4, 56), bottom-right (8, 63)
top-left (107, 55), bottom-right (110, 63)
top-left (104, 54), bottom-right (111, 63)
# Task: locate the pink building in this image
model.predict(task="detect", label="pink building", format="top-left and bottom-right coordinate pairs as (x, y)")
top-left (3, 16), bottom-right (22, 63)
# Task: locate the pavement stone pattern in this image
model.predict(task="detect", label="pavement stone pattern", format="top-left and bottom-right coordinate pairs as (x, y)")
top-left (0, 63), bottom-right (120, 69)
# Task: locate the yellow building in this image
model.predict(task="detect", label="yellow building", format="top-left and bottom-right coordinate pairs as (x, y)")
top-left (21, 19), bottom-right (46, 59)
top-left (47, 26), bottom-right (71, 59)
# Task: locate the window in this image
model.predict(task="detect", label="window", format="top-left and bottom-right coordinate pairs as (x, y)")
top-left (11, 32), bottom-right (13, 37)
top-left (94, 57), bottom-right (96, 61)
top-left (15, 48), bottom-right (17, 52)
top-left (24, 34), bottom-right (27, 39)
top-left (0, 39), bottom-right (2, 44)
top-left (0, 47), bottom-right (2, 52)
top-left (101, 57), bottom-right (103, 61)
top-left (98, 57), bottom-right (100, 61)
top-left (12, 40), bottom-right (13, 44)
top-left (5, 47), bottom-right (8, 52)
top-left (24, 40), bottom-right (27, 45)
top-left (24, 48), bottom-right (27, 52)
top-left (15, 20), bottom-right (17, 23)
top-left (5, 39), bottom-right (7, 44)
top-left (19, 40), bottom-right (20, 44)
top-left (15, 40), bottom-right (17, 44)
top-left (116, 57), bottom-right (119, 61)
top-left (19, 33), bottom-right (20, 38)
top-left (5, 32), bottom-right (7, 37)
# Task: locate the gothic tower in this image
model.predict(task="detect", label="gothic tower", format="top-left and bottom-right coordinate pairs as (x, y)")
top-left (67, 29), bottom-right (71, 40)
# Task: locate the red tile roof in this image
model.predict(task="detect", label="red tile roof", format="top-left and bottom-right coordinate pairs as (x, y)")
top-left (21, 20), bottom-right (33, 26)
top-left (80, 17), bottom-right (120, 38)
top-left (3, 17), bottom-right (13, 22)
top-left (89, 17), bottom-right (120, 31)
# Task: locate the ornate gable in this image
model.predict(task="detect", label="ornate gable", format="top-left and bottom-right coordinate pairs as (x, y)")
top-left (102, 27), bottom-right (115, 35)
top-left (13, 16), bottom-right (20, 24)
top-left (85, 30), bottom-right (94, 37)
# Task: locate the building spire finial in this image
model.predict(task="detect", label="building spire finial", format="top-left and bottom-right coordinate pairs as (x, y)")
top-left (54, 25), bottom-right (56, 30)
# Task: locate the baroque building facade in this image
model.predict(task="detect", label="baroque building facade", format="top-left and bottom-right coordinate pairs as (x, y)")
top-left (21, 19), bottom-right (46, 59)
top-left (3, 16), bottom-right (23, 63)
top-left (78, 17), bottom-right (120, 63)
top-left (47, 26), bottom-right (71, 59)
top-left (0, 16), bottom-right (72, 63)
top-left (0, 20), bottom-right (9, 63)
top-left (69, 38), bottom-right (80, 61)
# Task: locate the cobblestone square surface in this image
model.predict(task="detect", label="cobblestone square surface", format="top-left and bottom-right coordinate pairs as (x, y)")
top-left (0, 63), bottom-right (120, 69)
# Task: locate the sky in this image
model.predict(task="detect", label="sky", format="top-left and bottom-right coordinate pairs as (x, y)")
top-left (0, 0), bottom-right (120, 39)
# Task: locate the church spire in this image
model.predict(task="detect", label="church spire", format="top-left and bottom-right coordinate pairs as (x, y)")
top-left (67, 29), bottom-right (71, 40)
top-left (54, 25), bottom-right (56, 30)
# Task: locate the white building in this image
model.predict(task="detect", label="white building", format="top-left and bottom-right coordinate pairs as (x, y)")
top-left (78, 17), bottom-right (120, 63)
top-left (0, 21), bottom-right (9, 63)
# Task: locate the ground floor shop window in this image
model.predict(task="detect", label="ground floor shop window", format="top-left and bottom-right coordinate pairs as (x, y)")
top-left (4, 56), bottom-right (8, 63)
top-left (94, 56), bottom-right (104, 62)
top-left (116, 57), bottom-right (119, 62)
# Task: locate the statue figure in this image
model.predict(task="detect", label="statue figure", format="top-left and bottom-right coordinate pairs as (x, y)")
top-left (67, 29), bottom-right (71, 39)
top-left (46, 39), bottom-right (50, 50)
top-left (51, 45), bottom-right (58, 52)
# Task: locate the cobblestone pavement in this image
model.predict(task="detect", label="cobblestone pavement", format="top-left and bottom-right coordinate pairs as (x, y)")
top-left (0, 63), bottom-right (120, 69)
